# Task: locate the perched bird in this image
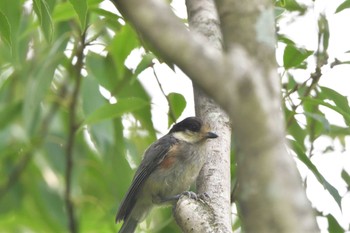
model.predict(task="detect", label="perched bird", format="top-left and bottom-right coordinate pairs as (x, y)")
top-left (115, 116), bottom-right (218, 233)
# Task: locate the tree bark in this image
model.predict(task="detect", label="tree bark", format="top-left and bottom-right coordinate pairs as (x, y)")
top-left (174, 195), bottom-right (216, 233)
top-left (111, 0), bottom-right (320, 232)
top-left (185, 0), bottom-right (232, 232)
top-left (213, 0), bottom-right (319, 232)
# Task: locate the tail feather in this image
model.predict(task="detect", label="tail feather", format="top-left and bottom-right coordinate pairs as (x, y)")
top-left (118, 217), bottom-right (138, 233)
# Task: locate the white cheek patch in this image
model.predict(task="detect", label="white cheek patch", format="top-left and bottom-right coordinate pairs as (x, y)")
top-left (173, 131), bottom-right (201, 144)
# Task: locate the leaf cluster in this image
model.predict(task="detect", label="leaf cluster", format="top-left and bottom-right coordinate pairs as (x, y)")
top-left (0, 0), bottom-right (185, 232)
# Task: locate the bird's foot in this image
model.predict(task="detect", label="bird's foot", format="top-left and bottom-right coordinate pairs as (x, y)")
top-left (181, 191), bottom-right (210, 201)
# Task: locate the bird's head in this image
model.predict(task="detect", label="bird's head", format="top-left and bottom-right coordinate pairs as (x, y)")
top-left (168, 117), bottom-right (218, 144)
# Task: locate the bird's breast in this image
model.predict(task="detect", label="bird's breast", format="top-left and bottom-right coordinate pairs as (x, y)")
top-left (145, 144), bottom-right (206, 200)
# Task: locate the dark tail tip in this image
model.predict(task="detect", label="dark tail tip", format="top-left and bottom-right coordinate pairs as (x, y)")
top-left (118, 217), bottom-right (138, 233)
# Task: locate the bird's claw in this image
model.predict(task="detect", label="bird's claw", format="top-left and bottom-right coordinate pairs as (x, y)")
top-left (181, 191), bottom-right (198, 200)
top-left (198, 192), bottom-right (210, 201)
top-left (181, 191), bottom-right (210, 202)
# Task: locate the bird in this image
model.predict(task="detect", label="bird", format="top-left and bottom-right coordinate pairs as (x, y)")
top-left (115, 116), bottom-right (218, 233)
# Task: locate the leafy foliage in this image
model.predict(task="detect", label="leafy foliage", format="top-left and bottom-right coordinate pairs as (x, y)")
top-left (278, 1), bottom-right (350, 232)
top-left (0, 0), bottom-right (349, 233)
top-left (0, 0), bottom-right (184, 232)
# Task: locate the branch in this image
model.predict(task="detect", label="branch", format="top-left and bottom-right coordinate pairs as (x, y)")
top-left (152, 66), bottom-right (177, 123)
top-left (64, 30), bottom-right (86, 233)
top-left (213, 0), bottom-right (319, 232)
top-left (174, 196), bottom-right (216, 233)
top-left (185, 0), bottom-right (232, 232)
top-left (110, 0), bottom-right (229, 110)
top-left (112, 0), bottom-right (320, 232)
top-left (0, 150), bottom-right (33, 200)
top-left (0, 82), bottom-right (68, 200)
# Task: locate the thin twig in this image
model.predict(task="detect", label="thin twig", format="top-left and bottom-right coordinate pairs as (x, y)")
top-left (0, 150), bottom-right (33, 199)
top-left (152, 66), bottom-right (177, 123)
top-left (286, 68), bottom-right (322, 128)
top-left (64, 31), bottom-right (86, 233)
top-left (0, 82), bottom-right (68, 200)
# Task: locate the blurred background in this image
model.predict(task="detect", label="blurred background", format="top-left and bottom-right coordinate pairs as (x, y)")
top-left (0, 0), bottom-right (349, 232)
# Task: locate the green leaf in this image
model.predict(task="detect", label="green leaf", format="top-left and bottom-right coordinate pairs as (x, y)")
top-left (302, 97), bottom-right (350, 126)
top-left (319, 86), bottom-right (350, 122)
top-left (83, 98), bottom-right (149, 126)
top-left (275, 0), bottom-right (307, 13)
top-left (86, 52), bottom-right (118, 91)
top-left (68, 0), bottom-right (87, 30)
top-left (283, 45), bottom-right (313, 69)
top-left (81, 74), bottom-right (114, 154)
top-left (327, 214), bottom-right (345, 233)
top-left (278, 35), bottom-right (296, 45)
top-left (0, 11), bottom-right (11, 46)
top-left (23, 36), bottom-right (67, 134)
top-left (134, 53), bottom-right (155, 76)
top-left (341, 170), bottom-right (350, 188)
top-left (303, 99), bottom-right (328, 140)
top-left (0, 102), bottom-right (22, 130)
top-left (274, 7), bottom-right (285, 18)
top-left (289, 139), bottom-right (342, 210)
top-left (304, 111), bottom-right (329, 138)
top-left (167, 92), bottom-right (186, 126)
top-left (285, 108), bottom-right (306, 148)
top-left (108, 24), bottom-right (139, 78)
top-left (33, 0), bottom-right (54, 42)
top-left (0, 0), bottom-right (21, 55)
top-left (318, 14), bottom-right (329, 52)
top-left (52, 1), bottom-right (77, 23)
top-left (335, 0), bottom-right (350, 13)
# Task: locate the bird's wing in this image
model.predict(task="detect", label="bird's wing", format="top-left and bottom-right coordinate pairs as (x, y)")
top-left (116, 135), bottom-right (177, 222)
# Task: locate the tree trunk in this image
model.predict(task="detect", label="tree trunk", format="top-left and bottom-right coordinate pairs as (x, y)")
top-left (112, 0), bottom-right (320, 232)
top-left (186, 0), bottom-right (232, 232)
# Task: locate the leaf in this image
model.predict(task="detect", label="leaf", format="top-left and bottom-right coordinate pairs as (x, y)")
top-left (335, 0), bottom-right (350, 13)
top-left (303, 99), bottom-right (329, 140)
top-left (341, 170), bottom-right (350, 188)
top-left (33, 0), bottom-right (54, 42)
top-left (289, 139), bottom-right (342, 210)
top-left (81, 74), bottom-right (114, 154)
top-left (327, 214), bottom-right (345, 233)
top-left (283, 45), bottom-right (313, 69)
top-left (274, 7), bottom-right (285, 18)
top-left (167, 92), bottom-right (186, 127)
top-left (86, 52), bottom-right (118, 91)
top-left (68, 0), bottom-right (87, 30)
top-left (23, 36), bottom-right (67, 134)
top-left (108, 24), bottom-right (139, 78)
top-left (328, 125), bottom-right (350, 137)
top-left (134, 53), bottom-right (155, 76)
top-left (318, 14), bottom-right (329, 52)
top-left (0, 102), bottom-right (22, 130)
top-left (83, 98), bottom-right (149, 126)
top-left (319, 86), bottom-right (350, 123)
top-left (0, 0), bottom-right (21, 55)
top-left (52, 1), bottom-right (77, 23)
top-left (304, 111), bottom-right (330, 137)
top-left (285, 108), bottom-right (306, 148)
top-left (278, 35), bottom-right (296, 45)
top-left (302, 97), bottom-right (350, 126)
top-left (0, 11), bottom-right (11, 46)
top-left (276, 0), bottom-right (307, 13)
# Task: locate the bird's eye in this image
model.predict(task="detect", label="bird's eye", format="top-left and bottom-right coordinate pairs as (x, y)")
top-left (188, 123), bottom-right (201, 132)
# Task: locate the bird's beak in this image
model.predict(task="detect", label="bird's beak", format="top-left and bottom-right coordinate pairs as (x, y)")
top-left (205, 132), bottom-right (218, 139)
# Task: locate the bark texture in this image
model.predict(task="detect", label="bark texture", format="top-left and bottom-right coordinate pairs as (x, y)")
top-left (186, 0), bottom-right (232, 232)
top-left (111, 0), bottom-right (320, 232)
top-left (174, 195), bottom-right (216, 233)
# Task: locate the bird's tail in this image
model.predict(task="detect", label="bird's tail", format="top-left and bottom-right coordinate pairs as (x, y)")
top-left (118, 217), bottom-right (138, 233)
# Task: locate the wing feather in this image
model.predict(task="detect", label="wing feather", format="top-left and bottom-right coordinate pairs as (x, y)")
top-left (116, 135), bottom-right (177, 222)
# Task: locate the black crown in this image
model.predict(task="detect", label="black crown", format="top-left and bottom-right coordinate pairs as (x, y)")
top-left (169, 117), bottom-right (203, 134)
